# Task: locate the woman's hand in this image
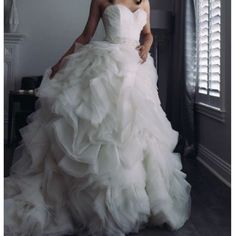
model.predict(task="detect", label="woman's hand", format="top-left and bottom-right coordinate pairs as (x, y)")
top-left (49, 63), bottom-right (61, 79)
top-left (136, 45), bottom-right (149, 64)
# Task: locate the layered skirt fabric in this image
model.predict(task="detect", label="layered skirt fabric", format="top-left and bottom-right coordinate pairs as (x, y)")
top-left (4, 41), bottom-right (191, 236)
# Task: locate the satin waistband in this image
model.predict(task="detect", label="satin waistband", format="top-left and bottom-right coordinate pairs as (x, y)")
top-left (104, 37), bottom-right (140, 47)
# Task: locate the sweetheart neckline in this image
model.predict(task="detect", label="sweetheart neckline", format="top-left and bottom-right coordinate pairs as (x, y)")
top-left (102, 3), bottom-right (147, 17)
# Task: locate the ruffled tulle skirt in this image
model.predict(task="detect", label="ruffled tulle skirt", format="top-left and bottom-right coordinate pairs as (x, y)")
top-left (4, 40), bottom-right (191, 236)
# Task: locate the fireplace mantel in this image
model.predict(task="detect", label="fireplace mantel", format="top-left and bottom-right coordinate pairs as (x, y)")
top-left (4, 33), bottom-right (26, 44)
top-left (4, 33), bottom-right (26, 141)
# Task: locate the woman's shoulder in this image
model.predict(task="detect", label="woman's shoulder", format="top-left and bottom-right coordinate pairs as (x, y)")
top-left (141, 0), bottom-right (150, 13)
top-left (90, 0), bottom-right (108, 14)
top-left (91, 0), bottom-right (110, 11)
top-left (90, 0), bottom-right (107, 7)
top-left (92, 0), bottom-right (110, 6)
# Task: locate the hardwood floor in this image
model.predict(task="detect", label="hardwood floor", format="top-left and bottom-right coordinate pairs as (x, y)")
top-left (4, 145), bottom-right (231, 236)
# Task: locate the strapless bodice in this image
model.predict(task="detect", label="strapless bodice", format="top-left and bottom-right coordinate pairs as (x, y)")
top-left (102, 4), bottom-right (147, 45)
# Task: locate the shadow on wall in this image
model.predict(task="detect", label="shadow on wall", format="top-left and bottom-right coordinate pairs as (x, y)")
top-left (149, 0), bottom-right (174, 111)
top-left (149, 0), bottom-right (174, 11)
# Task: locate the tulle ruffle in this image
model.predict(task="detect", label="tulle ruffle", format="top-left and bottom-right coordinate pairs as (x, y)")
top-left (4, 41), bottom-right (191, 236)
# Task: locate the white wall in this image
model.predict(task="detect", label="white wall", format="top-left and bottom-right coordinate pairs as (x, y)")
top-left (15, 0), bottom-right (104, 84)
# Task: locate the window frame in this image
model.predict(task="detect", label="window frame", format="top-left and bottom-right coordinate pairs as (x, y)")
top-left (195, 0), bottom-right (227, 117)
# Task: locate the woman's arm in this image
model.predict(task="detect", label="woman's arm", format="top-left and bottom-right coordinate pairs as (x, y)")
top-left (136, 0), bottom-right (153, 64)
top-left (50, 0), bottom-right (101, 79)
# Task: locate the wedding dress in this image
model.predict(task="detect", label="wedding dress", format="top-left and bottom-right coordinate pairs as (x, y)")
top-left (4, 3), bottom-right (191, 236)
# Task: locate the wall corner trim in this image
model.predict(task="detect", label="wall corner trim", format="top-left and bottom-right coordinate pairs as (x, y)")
top-left (197, 144), bottom-right (231, 187)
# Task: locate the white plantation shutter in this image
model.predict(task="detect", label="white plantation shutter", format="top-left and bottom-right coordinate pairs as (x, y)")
top-left (198, 0), bottom-right (209, 95)
top-left (196, 0), bottom-right (221, 106)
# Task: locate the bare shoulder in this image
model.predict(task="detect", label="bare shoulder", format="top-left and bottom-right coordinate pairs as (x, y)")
top-left (89, 0), bottom-right (108, 15)
top-left (92, 0), bottom-right (110, 12)
top-left (90, 0), bottom-right (103, 7)
top-left (142, 0), bottom-right (150, 13)
top-left (93, 0), bottom-right (109, 8)
top-left (90, 0), bottom-right (106, 9)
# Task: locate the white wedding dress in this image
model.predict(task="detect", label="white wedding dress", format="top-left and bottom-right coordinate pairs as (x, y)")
top-left (4, 4), bottom-right (191, 236)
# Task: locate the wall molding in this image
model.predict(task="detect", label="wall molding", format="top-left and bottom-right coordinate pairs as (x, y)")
top-left (195, 102), bottom-right (226, 123)
top-left (4, 33), bottom-right (26, 44)
top-left (197, 144), bottom-right (231, 187)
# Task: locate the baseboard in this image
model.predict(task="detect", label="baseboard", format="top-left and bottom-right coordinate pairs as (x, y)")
top-left (197, 144), bottom-right (231, 187)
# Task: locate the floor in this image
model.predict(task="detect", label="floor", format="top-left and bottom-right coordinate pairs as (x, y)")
top-left (4, 145), bottom-right (231, 236)
top-left (131, 156), bottom-right (231, 236)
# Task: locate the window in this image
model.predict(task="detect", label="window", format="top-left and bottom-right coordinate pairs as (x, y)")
top-left (196, 0), bottom-right (221, 108)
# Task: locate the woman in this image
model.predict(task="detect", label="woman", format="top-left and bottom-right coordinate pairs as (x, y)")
top-left (4, 0), bottom-right (192, 235)
top-left (50, 0), bottom-right (153, 79)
